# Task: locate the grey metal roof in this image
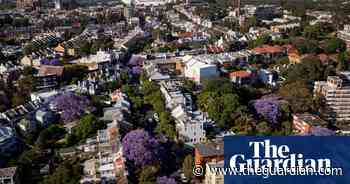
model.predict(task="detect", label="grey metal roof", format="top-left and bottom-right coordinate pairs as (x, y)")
top-left (196, 142), bottom-right (224, 157)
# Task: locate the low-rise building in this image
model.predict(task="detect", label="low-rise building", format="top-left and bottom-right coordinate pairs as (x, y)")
top-left (271, 23), bottom-right (300, 33)
top-left (21, 55), bottom-right (41, 67)
top-left (258, 69), bottom-right (278, 87)
top-left (160, 80), bottom-right (186, 110)
top-left (77, 80), bottom-right (100, 95)
top-left (130, 0), bottom-right (168, 7)
top-left (35, 65), bottom-right (64, 90)
top-left (195, 142), bottom-right (224, 166)
top-left (229, 70), bottom-right (254, 86)
top-left (81, 158), bottom-right (100, 184)
top-left (35, 109), bottom-right (58, 127)
top-left (252, 45), bottom-right (285, 63)
top-left (82, 93), bottom-right (130, 183)
top-left (160, 80), bottom-right (206, 145)
top-left (287, 45), bottom-right (303, 64)
top-left (0, 100), bottom-right (43, 124)
top-left (183, 56), bottom-right (219, 84)
top-left (76, 50), bottom-right (121, 82)
top-left (292, 113), bottom-right (328, 134)
top-left (173, 106), bottom-right (206, 145)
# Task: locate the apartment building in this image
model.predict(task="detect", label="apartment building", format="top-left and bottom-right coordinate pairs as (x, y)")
top-left (292, 113), bottom-right (328, 134)
top-left (314, 71), bottom-right (350, 122)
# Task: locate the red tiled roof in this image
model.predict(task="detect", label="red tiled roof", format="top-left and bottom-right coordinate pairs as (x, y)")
top-left (229, 71), bottom-right (251, 78)
top-left (253, 45), bottom-right (285, 54)
top-left (178, 32), bottom-right (193, 38)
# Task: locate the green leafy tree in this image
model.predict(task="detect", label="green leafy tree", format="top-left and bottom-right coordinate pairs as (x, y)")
top-left (40, 158), bottom-right (82, 184)
top-left (142, 81), bottom-right (160, 96)
top-left (23, 44), bottom-right (35, 56)
top-left (130, 96), bottom-right (144, 110)
top-left (337, 52), bottom-right (350, 71)
top-left (280, 121), bottom-right (293, 135)
top-left (248, 34), bottom-right (271, 48)
top-left (324, 38), bottom-right (346, 54)
top-left (286, 56), bottom-right (325, 83)
top-left (11, 94), bottom-right (26, 107)
top-left (215, 93), bottom-right (242, 129)
top-left (74, 114), bottom-right (103, 142)
top-left (78, 41), bottom-right (92, 56)
top-left (122, 84), bottom-right (138, 97)
top-left (37, 125), bottom-right (66, 149)
top-left (139, 165), bottom-right (159, 184)
top-left (240, 16), bottom-right (257, 33)
top-left (292, 38), bottom-right (320, 54)
top-left (303, 24), bottom-right (323, 40)
top-left (198, 78), bottom-right (244, 129)
top-left (62, 65), bottom-right (89, 84)
top-left (18, 76), bottom-right (35, 96)
top-left (156, 112), bottom-right (176, 139)
top-left (279, 81), bottom-right (314, 113)
top-left (182, 79), bottom-right (196, 93)
top-left (139, 81), bottom-right (176, 139)
top-left (231, 114), bottom-right (255, 135)
top-left (23, 66), bottom-right (36, 76)
top-left (255, 121), bottom-right (272, 135)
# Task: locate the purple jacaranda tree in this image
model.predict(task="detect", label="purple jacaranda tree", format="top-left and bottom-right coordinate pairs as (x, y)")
top-left (156, 176), bottom-right (177, 184)
top-left (51, 92), bottom-right (90, 123)
top-left (309, 126), bottom-right (336, 136)
top-left (253, 96), bottom-right (282, 124)
top-left (122, 129), bottom-right (160, 167)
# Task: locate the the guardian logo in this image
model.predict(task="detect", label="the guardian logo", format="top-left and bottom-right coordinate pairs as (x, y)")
top-left (230, 139), bottom-right (332, 171)
top-left (224, 137), bottom-right (348, 183)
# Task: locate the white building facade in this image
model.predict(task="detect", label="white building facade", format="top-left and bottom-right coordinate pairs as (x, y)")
top-left (314, 72), bottom-right (350, 122)
top-left (183, 56), bottom-right (219, 84)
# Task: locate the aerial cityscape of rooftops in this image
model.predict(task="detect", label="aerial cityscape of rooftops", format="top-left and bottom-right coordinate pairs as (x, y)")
top-left (0, 0), bottom-right (350, 183)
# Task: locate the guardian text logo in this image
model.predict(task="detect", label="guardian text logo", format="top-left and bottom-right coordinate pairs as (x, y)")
top-left (224, 136), bottom-right (350, 184)
top-left (230, 139), bottom-right (335, 172)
